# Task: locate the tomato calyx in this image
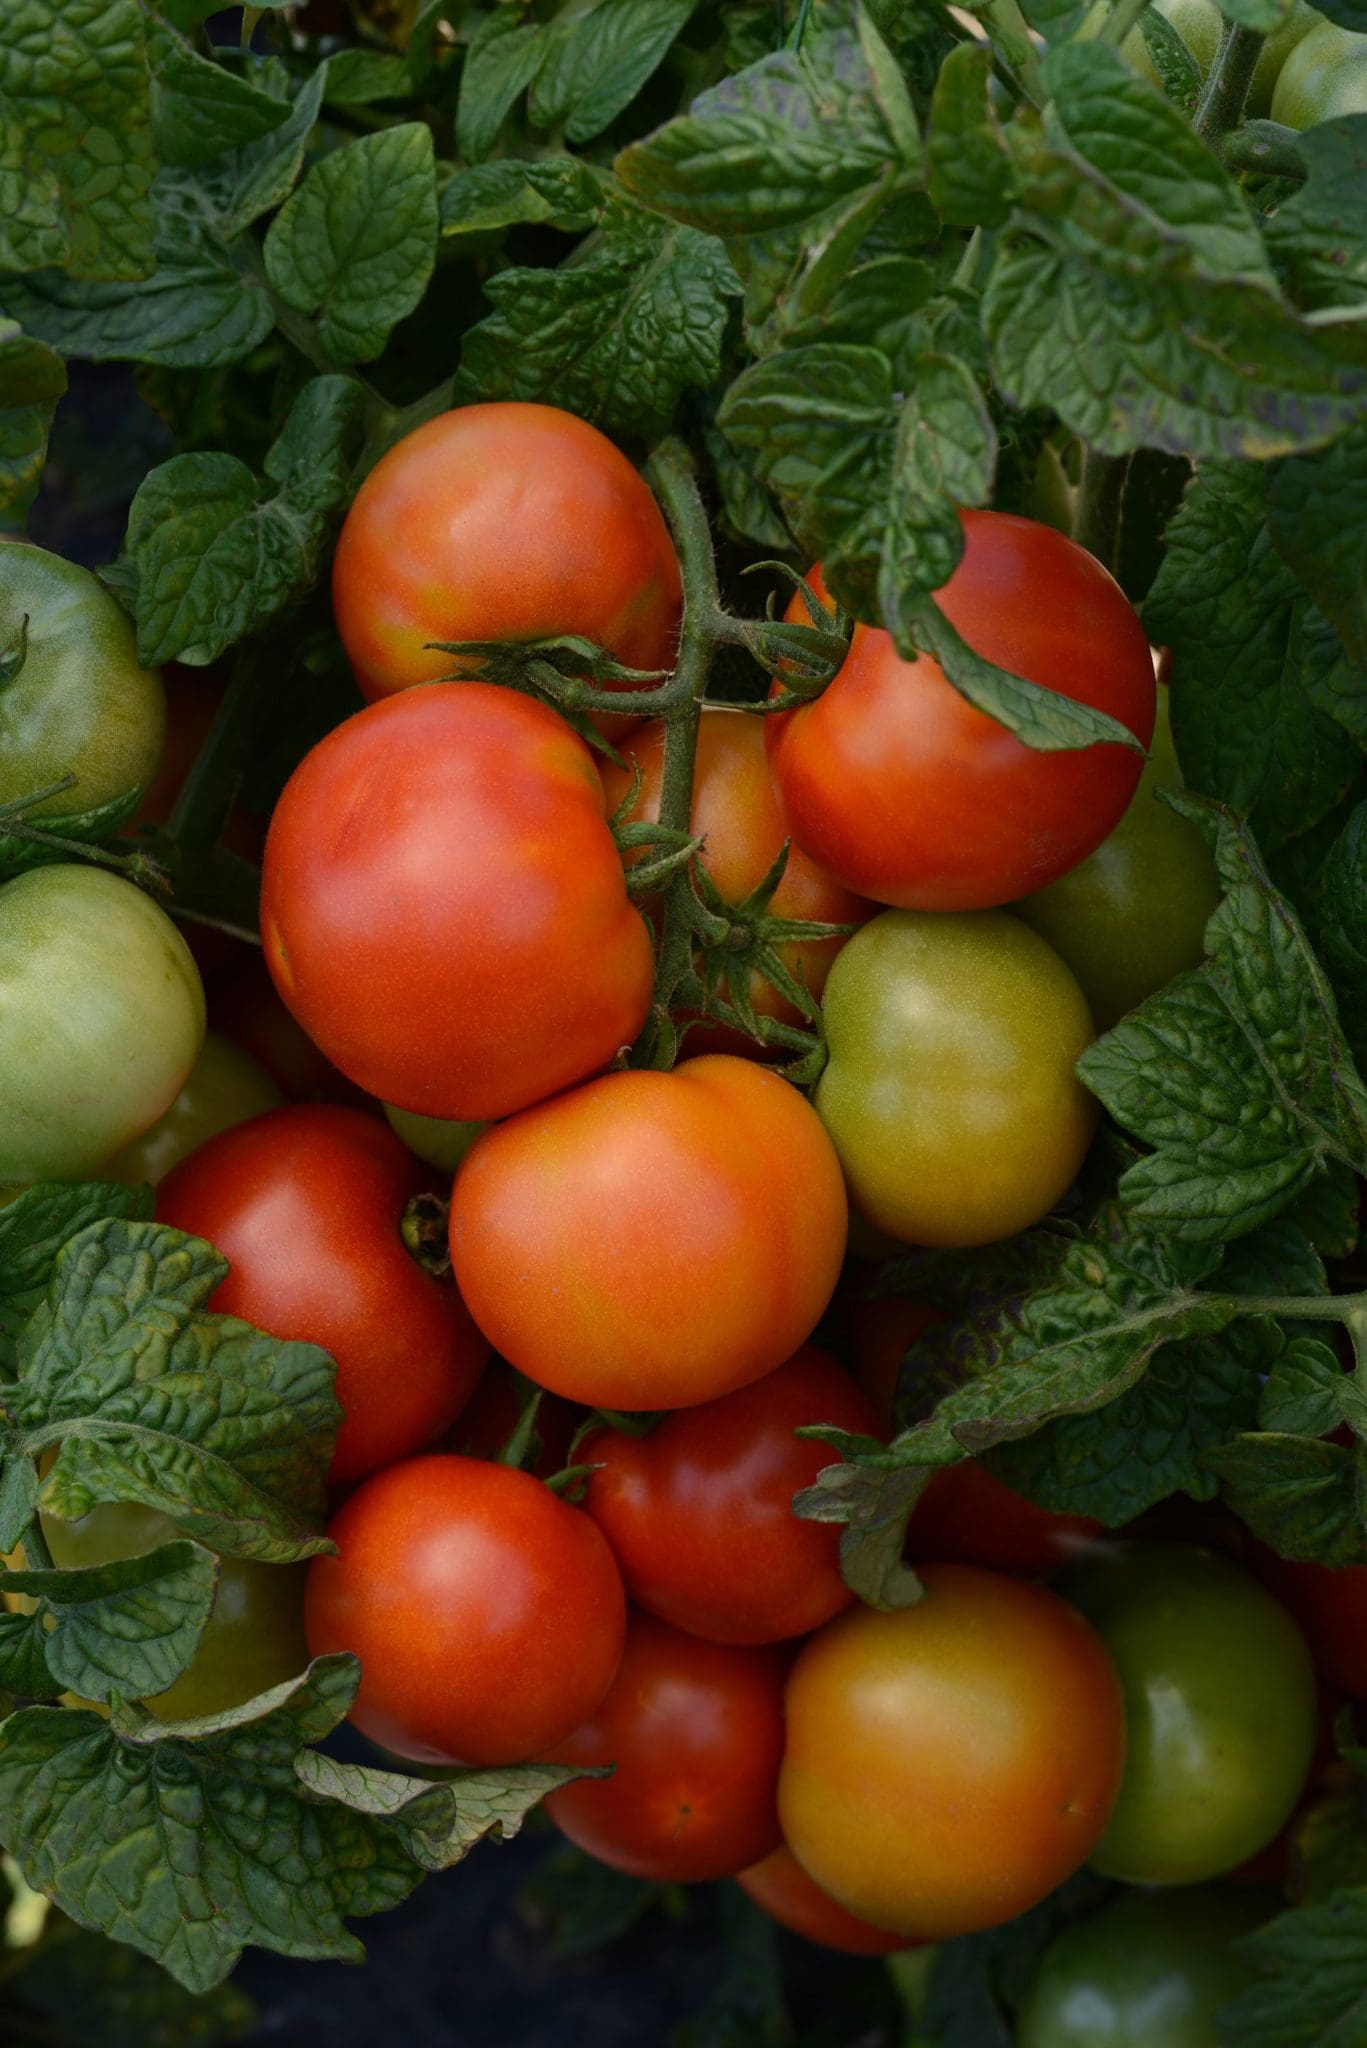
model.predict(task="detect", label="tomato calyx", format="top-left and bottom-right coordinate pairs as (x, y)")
top-left (729, 563), bottom-right (851, 712)
top-left (424, 632), bottom-right (685, 757)
top-left (0, 775), bottom-right (169, 890)
top-left (400, 1190), bottom-right (452, 1280)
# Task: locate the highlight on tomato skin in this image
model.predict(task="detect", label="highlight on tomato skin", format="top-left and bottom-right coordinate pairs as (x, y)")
top-left (737, 1844), bottom-right (921, 1957)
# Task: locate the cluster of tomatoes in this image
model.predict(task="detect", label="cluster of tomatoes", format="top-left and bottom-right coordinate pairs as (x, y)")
top-left (1124, 0), bottom-right (1367, 124)
top-left (2, 402), bottom-right (1361, 2024)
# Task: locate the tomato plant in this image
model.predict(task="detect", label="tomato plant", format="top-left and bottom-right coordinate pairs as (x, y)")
top-left (778, 1565), bottom-right (1126, 1939)
top-left (581, 1345), bottom-right (878, 1643)
top-left (816, 908), bottom-right (1097, 1246)
top-left (1062, 1542), bottom-right (1319, 1884)
top-left (543, 1610), bottom-right (786, 1882)
top-left (157, 1104), bottom-right (487, 1485)
top-left (449, 1054), bottom-right (848, 1409)
top-left (260, 682), bottom-right (654, 1121)
top-left (764, 524), bottom-right (1155, 912)
top-left (1124, 0), bottom-right (1320, 116)
top-left (304, 1454), bottom-right (626, 1766)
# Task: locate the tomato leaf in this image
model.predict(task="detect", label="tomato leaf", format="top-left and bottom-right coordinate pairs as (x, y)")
top-left (1206, 1434), bottom-right (1367, 1564)
top-left (0, 1609), bottom-right (60, 1702)
top-left (263, 125), bottom-right (438, 370)
top-left (0, 320), bottom-right (66, 524)
top-left (1144, 462), bottom-right (1367, 855)
top-left (455, 9), bottom-right (554, 162)
top-left (925, 42), bottom-right (1014, 229)
top-left (113, 374), bottom-right (364, 668)
top-left (0, 785), bottom-right (146, 879)
top-left (0, 1658), bottom-right (421, 1993)
top-left (1079, 799), bottom-right (1367, 1241)
top-left (1315, 802), bottom-right (1367, 1069)
top-left (196, 59), bottom-right (331, 241)
top-left (144, 17), bottom-right (291, 172)
top-left (454, 196), bottom-right (739, 439)
top-left (0, 1181), bottom-right (153, 1377)
top-left (529, 0), bottom-right (700, 145)
top-left (1268, 424), bottom-right (1367, 681)
top-left (0, 1541), bottom-right (219, 1703)
top-left (1265, 117), bottom-right (1367, 315)
top-left (0, 0), bottom-right (155, 281)
top-left (1218, 1889), bottom-right (1367, 2048)
top-left (438, 156), bottom-right (604, 245)
top-left (4, 1922), bottom-right (257, 2047)
top-left (14, 1219), bottom-right (339, 1562)
top-left (293, 1751), bottom-right (593, 1870)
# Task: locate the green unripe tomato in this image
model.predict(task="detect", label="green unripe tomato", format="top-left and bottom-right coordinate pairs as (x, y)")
top-left (1063, 1542), bottom-right (1318, 1885)
top-left (382, 1101), bottom-right (488, 1172)
top-left (1013, 690), bottom-right (1220, 1032)
top-left (815, 909), bottom-right (1097, 1249)
top-left (1018, 1885), bottom-right (1271, 2048)
top-left (1272, 20), bottom-right (1367, 124)
top-left (1125, 0), bottom-right (1320, 115)
top-left (104, 1030), bottom-right (282, 1186)
top-left (0, 865), bottom-right (206, 1184)
top-left (42, 1500), bottom-right (308, 1720)
top-left (0, 543), bottom-right (165, 821)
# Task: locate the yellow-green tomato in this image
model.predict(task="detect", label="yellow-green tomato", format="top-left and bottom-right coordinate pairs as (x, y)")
top-left (814, 909), bottom-right (1096, 1248)
top-left (0, 866), bottom-right (205, 1184)
top-left (1013, 692), bottom-right (1219, 1032)
top-left (382, 1101), bottom-right (487, 1172)
top-left (1018, 1885), bottom-right (1270, 2048)
top-left (1272, 20), bottom-right (1367, 124)
top-left (42, 1500), bottom-right (308, 1719)
top-left (1062, 1542), bottom-right (1318, 1885)
top-left (0, 543), bottom-right (164, 822)
top-left (1125, 0), bottom-right (1320, 116)
top-left (104, 1030), bottom-right (282, 1186)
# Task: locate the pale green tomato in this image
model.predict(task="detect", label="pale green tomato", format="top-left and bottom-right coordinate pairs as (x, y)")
top-left (104, 1030), bottom-right (282, 1186)
top-left (0, 866), bottom-right (205, 1183)
top-left (1272, 20), bottom-right (1367, 123)
top-left (0, 543), bottom-right (164, 821)
top-left (1125, 0), bottom-right (1320, 117)
top-left (382, 1101), bottom-right (487, 1172)
top-left (42, 1500), bottom-right (308, 1719)
top-left (1013, 691), bottom-right (1220, 1032)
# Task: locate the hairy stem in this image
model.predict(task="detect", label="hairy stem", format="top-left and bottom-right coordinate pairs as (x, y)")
top-left (1194, 21), bottom-right (1265, 143)
top-left (1221, 119), bottom-right (1308, 181)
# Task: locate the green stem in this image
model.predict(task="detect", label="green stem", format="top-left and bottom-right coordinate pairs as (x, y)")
top-left (1221, 119), bottom-right (1308, 181)
top-left (1072, 446), bottom-right (1131, 573)
top-left (0, 818), bottom-right (167, 885)
top-left (953, 227), bottom-right (985, 294)
top-left (982, 0), bottom-right (1047, 104)
top-left (0, 775), bottom-right (77, 821)
top-left (1097, 0), bottom-right (1153, 45)
top-left (1194, 21), bottom-right (1265, 143)
top-left (644, 440), bottom-right (716, 839)
top-left (1213, 1291), bottom-right (1367, 1323)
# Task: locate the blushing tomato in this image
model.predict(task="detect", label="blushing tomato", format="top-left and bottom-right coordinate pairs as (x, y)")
top-left (906, 1461), bottom-right (1103, 1576)
top-left (331, 403), bottom-right (682, 721)
top-left (737, 1845), bottom-right (917, 1956)
top-left (778, 1564), bottom-right (1125, 1939)
top-left (581, 1346), bottom-right (878, 1644)
top-left (599, 707), bottom-right (873, 1043)
top-left (544, 1611), bottom-right (786, 1881)
top-left (304, 1454), bottom-right (625, 1765)
top-left (815, 909), bottom-right (1096, 1247)
top-left (260, 683), bottom-right (654, 1121)
top-left (157, 1105), bottom-right (487, 1486)
top-left (449, 1055), bottom-right (848, 1410)
top-left (104, 1030), bottom-right (282, 1185)
top-left (1017, 1885), bottom-right (1270, 2048)
top-left (1013, 686), bottom-right (1220, 1032)
top-left (765, 517), bottom-right (1155, 911)
top-left (0, 866), bottom-right (205, 1185)
top-left (1062, 1542), bottom-right (1318, 1885)
top-left (1250, 1551), bottom-right (1367, 1702)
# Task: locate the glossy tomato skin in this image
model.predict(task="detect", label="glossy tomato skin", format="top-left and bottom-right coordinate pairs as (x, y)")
top-left (600, 707), bottom-right (873, 1040)
top-left (157, 1105), bottom-right (487, 1487)
top-left (765, 520), bottom-right (1155, 911)
top-left (104, 1030), bottom-right (282, 1185)
top-left (304, 1454), bottom-right (626, 1766)
top-left (1272, 22), bottom-right (1367, 124)
top-left (43, 1500), bottom-right (307, 1719)
top-left (1014, 688), bottom-right (1220, 1032)
top-left (778, 1564), bottom-right (1125, 1940)
top-left (1017, 1885), bottom-right (1270, 2048)
top-left (907, 1461), bottom-right (1102, 1576)
top-left (582, 1346), bottom-right (878, 1644)
top-left (450, 1055), bottom-right (848, 1410)
top-left (738, 1845), bottom-right (917, 1956)
top-left (1252, 1552), bottom-right (1367, 1701)
top-left (0, 542), bottom-right (165, 822)
top-left (331, 403), bottom-right (682, 718)
top-left (544, 1611), bottom-right (786, 1881)
top-left (816, 909), bottom-right (1096, 1247)
top-left (0, 866), bottom-right (205, 1185)
top-left (260, 683), bottom-right (654, 1121)
top-left (1063, 1542), bottom-right (1318, 1884)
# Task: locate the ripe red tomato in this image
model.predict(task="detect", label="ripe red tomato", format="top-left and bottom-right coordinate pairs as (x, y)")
top-left (737, 1845), bottom-right (917, 1956)
top-left (582, 1346), bottom-right (877, 1644)
top-left (260, 683), bottom-right (655, 1121)
top-left (157, 1105), bottom-right (487, 1487)
top-left (765, 515), bottom-right (1155, 910)
top-left (779, 1564), bottom-right (1125, 1939)
top-left (1251, 1551), bottom-right (1367, 1702)
top-left (544, 1611), bottom-right (786, 1881)
top-left (331, 403), bottom-right (682, 721)
top-left (906, 1462), bottom-right (1103, 1576)
top-left (304, 1454), bottom-right (625, 1765)
top-left (449, 1055), bottom-right (848, 1410)
top-left (599, 706), bottom-right (873, 1045)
